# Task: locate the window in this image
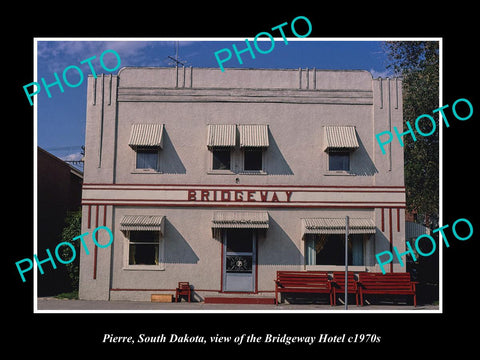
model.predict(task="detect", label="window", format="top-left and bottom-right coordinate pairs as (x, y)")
top-left (243, 148), bottom-right (263, 171)
top-left (136, 149), bottom-right (158, 170)
top-left (129, 124), bottom-right (164, 172)
top-left (128, 231), bottom-right (161, 266)
top-left (305, 234), bottom-right (364, 266)
top-left (328, 151), bottom-right (350, 171)
top-left (212, 149), bottom-right (231, 170)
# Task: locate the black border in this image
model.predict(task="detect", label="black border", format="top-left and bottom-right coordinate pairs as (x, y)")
top-left (7, 6), bottom-right (478, 354)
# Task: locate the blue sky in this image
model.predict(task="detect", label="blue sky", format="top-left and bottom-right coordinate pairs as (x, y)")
top-left (35, 39), bottom-right (394, 168)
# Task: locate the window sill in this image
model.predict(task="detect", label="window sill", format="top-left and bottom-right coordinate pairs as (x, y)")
top-left (207, 170), bottom-right (236, 175)
top-left (131, 169), bottom-right (163, 174)
top-left (123, 265), bottom-right (165, 271)
top-left (323, 171), bottom-right (355, 176)
top-left (238, 170), bottom-right (267, 175)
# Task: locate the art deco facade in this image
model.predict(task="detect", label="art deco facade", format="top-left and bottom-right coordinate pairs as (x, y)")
top-left (79, 67), bottom-right (405, 302)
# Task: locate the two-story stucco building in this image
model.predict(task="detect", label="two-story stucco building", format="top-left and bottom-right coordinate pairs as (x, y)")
top-left (78, 66), bottom-right (405, 303)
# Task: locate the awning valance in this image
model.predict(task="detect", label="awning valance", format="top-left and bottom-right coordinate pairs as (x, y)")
top-left (302, 218), bottom-right (375, 238)
top-left (239, 124), bottom-right (269, 148)
top-left (212, 211), bottom-right (269, 229)
top-left (120, 215), bottom-right (165, 233)
top-left (128, 124), bottom-right (164, 149)
top-left (207, 124), bottom-right (236, 148)
top-left (324, 125), bottom-right (359, 151)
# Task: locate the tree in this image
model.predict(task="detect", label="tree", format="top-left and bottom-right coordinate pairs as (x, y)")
top-left (59, 208), bottom-right (82, 293)
top-left (383, 41), bottom-right (439, 227)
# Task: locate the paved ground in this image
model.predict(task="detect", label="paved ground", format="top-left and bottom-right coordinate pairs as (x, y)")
top-left (36, 297), bottom-right (439, 311)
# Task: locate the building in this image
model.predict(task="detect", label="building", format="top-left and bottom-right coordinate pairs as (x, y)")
top-left (79, 67), bottom-right (405, 302)
top-left (37, 147), bottom-right (83, 296)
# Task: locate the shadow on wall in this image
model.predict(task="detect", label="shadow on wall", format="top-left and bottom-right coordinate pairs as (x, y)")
top-left (350, 136), bottom-right (378, 176)
top-left (257, 216), bottom-right (303, 265)
top-left (161, 130), bottom-right (186, 174)
top-left (375, 229), bottom-right (400, 268)
top-left (264, 131), bottom-right (294, 175)
top-left (164, 219), bottom-right (199, 264)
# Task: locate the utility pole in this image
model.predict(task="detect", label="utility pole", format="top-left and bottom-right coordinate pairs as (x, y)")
top-left (345, 216), bottom-right (349, 310)
top-left (167, 41), bottom-right (186, 67)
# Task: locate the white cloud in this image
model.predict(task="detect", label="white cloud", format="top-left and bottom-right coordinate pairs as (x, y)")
top-left (62, 152), bottom-right (83, 162)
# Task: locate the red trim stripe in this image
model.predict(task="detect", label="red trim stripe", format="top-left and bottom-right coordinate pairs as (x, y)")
top-left (87, 205), bottom-right (91, 229)
top-left (381, 208), bottom-right (385, 231)
top-left (82, 202), bottom-right (406, 209)
top-left (103, 205), bottom-right (107, 226)
top-left (389, 208), bottom-right (393, 273)
top-left (93, 246), bottom-right (97, 280)
top-left (95, 205), bottom-right (99, 228)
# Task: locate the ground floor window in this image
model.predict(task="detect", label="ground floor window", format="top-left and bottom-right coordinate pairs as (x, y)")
top-left (305, 234), bottom-right (365, 266)
top-left (128, 231), bottom-right (161, 265)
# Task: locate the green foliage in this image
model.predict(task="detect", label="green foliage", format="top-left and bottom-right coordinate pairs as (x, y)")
top-left (59, 208), bottom-right (82, 290)
top-left (383, 41), bottom-right (439, 225)
top-left (55, 291), bottom-right (78, 300)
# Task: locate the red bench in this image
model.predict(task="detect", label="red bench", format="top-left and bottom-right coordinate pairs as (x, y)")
top-left (357, 272), bottom-right (418, 307)
top-left (274, 271), bottom-right (333, 305)
top-left (331, 271), bottom-right (359, 306)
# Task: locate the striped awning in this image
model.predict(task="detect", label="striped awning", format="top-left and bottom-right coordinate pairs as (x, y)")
top-left (120, 215), bottom-right (165, 233)
top-left (128, 124), bottom-right (164, 149)
top-left (239, 124), bottom-right (269, 148)
top-left (324, 126), bottom-right (359, 151)
top-left (212, 211), bottom-right (269, 229)
top-left (207, 124), bottom-right (236, 148)
top-left (302, 218), bottom-right (375, 238)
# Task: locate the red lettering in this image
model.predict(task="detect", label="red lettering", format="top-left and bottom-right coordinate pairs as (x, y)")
top-left (201, 190), bottom-right (209, 201)
top-left (260, 191), bottom-right (268, 202)
top-left (247, 190), bottom-right (256, 202)
top-left (221, 190), bottom-right (231, 201)
top-left (234, 190), bottom-right (243, 201)
top-left (188, 190), bottom-right (196, 201)
top-left (285, 191), bottom-right (293, 202)
top-left (271, 192), bottom-right (279, 202)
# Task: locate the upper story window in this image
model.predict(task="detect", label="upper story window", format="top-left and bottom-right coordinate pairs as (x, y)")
top-left (239, 124), bottom-right (268, 173)
top-left (206, 124), bottom-right (269, 174)
top-left (323, 125), bottom-right (359, 173)
top-left (207, 124), bottom-right (236, 173)
top-left (136, 149), bottom-right (159, 170)
top-left (212, 148), bottom-right (231, 170)
top-left (128, 123), bottom-right (164, 172)
top-left (328, 151), bottom-right (350, 171)
top-left (243, 148), bottom-right (263, 171)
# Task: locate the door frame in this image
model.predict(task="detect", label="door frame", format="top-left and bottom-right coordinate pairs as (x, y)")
top-left (221, 230), bottom-right (257, 293)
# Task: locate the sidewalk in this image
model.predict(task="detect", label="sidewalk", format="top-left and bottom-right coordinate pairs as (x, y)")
top-left (36, 297), bottom-right (439, 312)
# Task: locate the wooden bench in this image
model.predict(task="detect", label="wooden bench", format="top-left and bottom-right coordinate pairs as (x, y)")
top-left (274, 271), bottom-right (333, 305)
top-left (357, 272), bottom-right (418, 307)
top-left (331, 271), bottom-right (359, 306)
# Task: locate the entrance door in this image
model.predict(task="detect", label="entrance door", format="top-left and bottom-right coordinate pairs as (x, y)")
top-left (223, 229), bottom-right (256, 292)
